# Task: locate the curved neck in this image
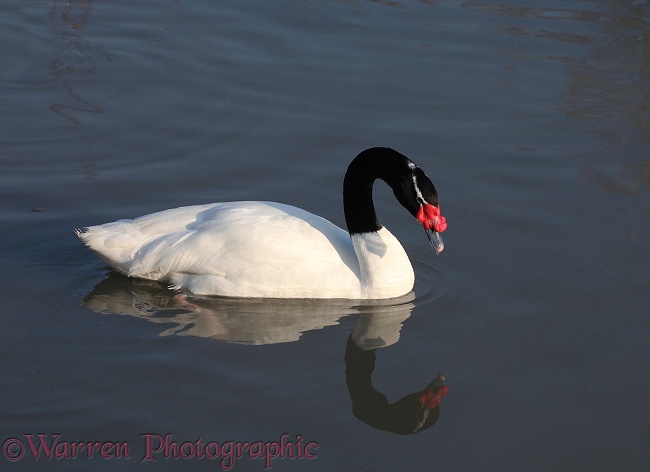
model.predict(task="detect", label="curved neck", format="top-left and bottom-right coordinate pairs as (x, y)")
top-left (343, 147), bottom-right (413, 235)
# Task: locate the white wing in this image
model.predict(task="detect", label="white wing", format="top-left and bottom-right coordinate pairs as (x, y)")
top-left (78, 201), bottom-right (362, 297)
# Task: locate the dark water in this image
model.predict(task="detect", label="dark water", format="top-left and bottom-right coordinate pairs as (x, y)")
top-left (1, 1), bottom-right (649, 471)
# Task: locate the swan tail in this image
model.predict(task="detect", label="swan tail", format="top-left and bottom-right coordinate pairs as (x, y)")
top-left (75, 221), bottom-right (144, 275)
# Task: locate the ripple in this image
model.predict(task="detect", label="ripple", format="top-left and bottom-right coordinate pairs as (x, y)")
top-left (410, 254), bottom-right (456, 308)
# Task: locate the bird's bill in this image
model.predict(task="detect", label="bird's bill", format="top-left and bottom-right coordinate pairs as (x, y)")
top-left (425, 228), bottom-right (444, 254)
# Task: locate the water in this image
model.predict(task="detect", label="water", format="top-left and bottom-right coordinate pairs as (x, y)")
top-left (1, 0), bottom-right (649, 470)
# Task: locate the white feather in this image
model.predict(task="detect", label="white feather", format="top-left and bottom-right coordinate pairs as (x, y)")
top-left (77, 201), bottom-right (414, 299)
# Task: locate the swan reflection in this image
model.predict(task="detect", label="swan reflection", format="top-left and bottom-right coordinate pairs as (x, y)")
top-left (82, 272), bottom-right (416, 345)
top-left (82, 273), bottom-right (448, 433)
top-left (345, 335), bottom-right (447, 435)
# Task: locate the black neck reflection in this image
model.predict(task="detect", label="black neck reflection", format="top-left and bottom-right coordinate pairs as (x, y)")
top-left (344, 335), bottom-right (446, 435)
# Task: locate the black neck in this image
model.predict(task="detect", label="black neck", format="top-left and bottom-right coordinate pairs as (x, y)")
top-left (343, 147), bottom-right (416, 235)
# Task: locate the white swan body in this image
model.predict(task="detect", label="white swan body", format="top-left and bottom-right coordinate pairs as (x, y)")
top-left (77, 148), bottom-right (447, 299)
top-left (78, 201), bottom-right (413, 298)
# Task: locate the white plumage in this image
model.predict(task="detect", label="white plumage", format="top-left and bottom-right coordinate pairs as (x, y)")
top-left (77, 201), bottom-right (414, 299)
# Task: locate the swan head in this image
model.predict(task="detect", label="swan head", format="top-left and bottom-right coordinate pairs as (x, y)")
top-left (343, 147), bottom-right (448, 254)
top-left (396, 161), bottom-right (447, 254)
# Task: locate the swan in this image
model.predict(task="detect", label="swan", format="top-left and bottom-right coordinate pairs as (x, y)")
top-left (76, 147), bottom-right (447, 299)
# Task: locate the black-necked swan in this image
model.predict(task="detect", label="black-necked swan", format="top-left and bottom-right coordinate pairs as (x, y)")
top-left (76, 147), bottom-right (447, 299)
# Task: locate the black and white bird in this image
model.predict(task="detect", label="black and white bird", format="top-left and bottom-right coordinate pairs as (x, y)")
top-left (77, 147), bottom-right (447, 299)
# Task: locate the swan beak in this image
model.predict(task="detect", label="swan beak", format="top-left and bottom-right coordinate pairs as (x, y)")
top-left (425, 228), bottom-right (444, 254)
